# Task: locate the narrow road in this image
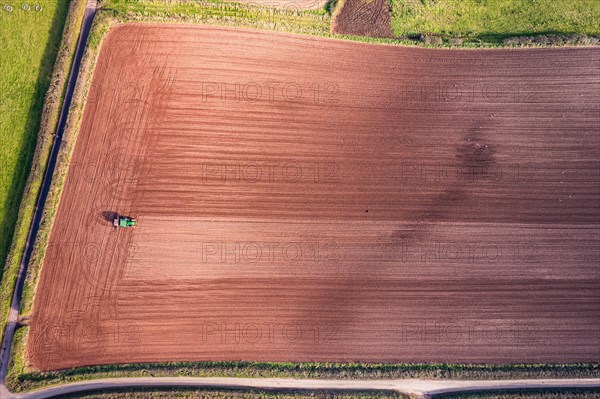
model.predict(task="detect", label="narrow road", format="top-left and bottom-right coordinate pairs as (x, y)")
top-left (0, 0), bottom-right (98, 389)
top-left (5, 377), bottom-right (599, 399)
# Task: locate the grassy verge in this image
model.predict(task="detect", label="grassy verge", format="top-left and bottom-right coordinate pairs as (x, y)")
top-left (57, 388), bottom-right (600, 399)
top-left (389, 0), bottom-right (600, 45)
top-left (44, 388), bottom-right (408, 399)
top-left (0, 0), bottom-right (87, 339)
top-left (102, 0), bottom-right (331, 35)
top-left (5, 0), bottom-right (600, 394)
top-left (436, 388), bottom-right (600, 398)
top-left (7, 361), bottom-right (599, 392)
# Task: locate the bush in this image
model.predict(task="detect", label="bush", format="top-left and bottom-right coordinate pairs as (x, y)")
top-left (449, 37), bottom-right (463, 46)
top-left (503, 33), bottom-right (600, 47)
top-left (430, 36), bottom-right (443, 45)
top-left (419, 34), bottom-right (443, 45)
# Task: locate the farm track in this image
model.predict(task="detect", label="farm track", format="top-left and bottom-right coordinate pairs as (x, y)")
top-left (9, 377), bottom-right (600, 399)
top-left (27, 25), bottom-right (600, 370)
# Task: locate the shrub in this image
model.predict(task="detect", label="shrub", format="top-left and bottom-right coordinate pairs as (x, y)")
top-left (503, 33), bottom-right (600, 47)
top-left (420, 34), bottom-right (443, 45)
top-left (449, 37), bottom-right (463, 46)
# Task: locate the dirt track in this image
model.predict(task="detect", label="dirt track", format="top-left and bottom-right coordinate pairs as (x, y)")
top-left (27, 25), bottom-right (600, 371)
top-left (11, 377), bottom-right (600, 399)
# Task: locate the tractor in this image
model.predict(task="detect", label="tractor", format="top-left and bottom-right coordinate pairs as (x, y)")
top-left (113, 215), bottom-right (137, 228)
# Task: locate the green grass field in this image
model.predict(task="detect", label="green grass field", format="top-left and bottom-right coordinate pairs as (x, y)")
top-left (0, 0), bottom-right (70, 322)
top-left (390, 0), bottom-right (600, 41)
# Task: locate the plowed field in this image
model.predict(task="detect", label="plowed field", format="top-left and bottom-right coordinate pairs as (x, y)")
top-left (27, 25), bottom-right (600, 371)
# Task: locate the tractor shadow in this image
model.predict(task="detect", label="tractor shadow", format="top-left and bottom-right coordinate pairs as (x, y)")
top-left (102, 211), bottom-right (118, 223)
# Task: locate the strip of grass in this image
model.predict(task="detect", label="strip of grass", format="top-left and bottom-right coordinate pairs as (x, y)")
top-left (436, 388), bottom-right (600, 398)
top-left (47, 388), bottom-right (409, 399)
top-left (0, 0), bottom-right (85, 340)
top-left (6, 0), bottom-right (600, 394)
top-left (57, 388), bottom-right (600, 399)
top-left (389, 0), bottom-right (600, 43)
top-left (7, 360), bottom-right (599, 392)
top-left (101, 0), bottom-right (331, 35)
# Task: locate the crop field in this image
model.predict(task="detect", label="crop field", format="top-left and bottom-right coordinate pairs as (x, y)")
top-left (26, 24), bottom-right (599, 371)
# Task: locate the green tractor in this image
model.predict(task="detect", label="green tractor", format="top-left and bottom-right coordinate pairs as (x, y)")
top-left (114, 214), bottom-right (137, 228)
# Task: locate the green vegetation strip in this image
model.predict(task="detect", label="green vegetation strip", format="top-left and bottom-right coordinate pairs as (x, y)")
top-left (436, 388), bottom-right (600, 398)
top-left (23, 387), bottom-right (600, 399)
top-left (7, 357), bottom-right (599, 392)
top-left (5, 0), bottom-right (600, 394)
top-left (103, 0), bottom-right (331, 36)
top-left (0, 0), bottom-right (86, 338)
top-left (56, 387), bottom-right (600, 399)
top-left (389, 0), bottom-right (600, 44)
top-left (45, 388), bottom-right (408, 399)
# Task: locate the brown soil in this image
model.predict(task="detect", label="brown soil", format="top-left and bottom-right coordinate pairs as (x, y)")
top-left (332, 0), bottom-right (393, 38)
top-left (27, 25), bottom-right (600, 371)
